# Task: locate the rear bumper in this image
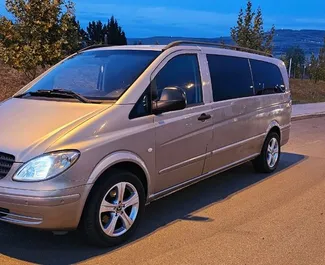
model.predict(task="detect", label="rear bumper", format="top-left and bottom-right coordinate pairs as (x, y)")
top-left (281, 125), bottom-right (291, 146)
top-left (0, 185), bottom-right (92, 230)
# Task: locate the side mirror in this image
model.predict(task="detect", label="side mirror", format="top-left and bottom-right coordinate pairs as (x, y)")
top-left (152, 87), bottom-right (187, 114)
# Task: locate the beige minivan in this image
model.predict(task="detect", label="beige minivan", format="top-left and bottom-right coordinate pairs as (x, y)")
top-left (0, 41), bottom-right (291, 246)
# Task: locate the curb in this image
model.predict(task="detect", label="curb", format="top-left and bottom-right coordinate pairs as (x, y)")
top-left (291, 113), bottom-right (325, 121)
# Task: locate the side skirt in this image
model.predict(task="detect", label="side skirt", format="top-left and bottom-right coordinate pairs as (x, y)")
top-left (147, 153), bottom-right (260, 204)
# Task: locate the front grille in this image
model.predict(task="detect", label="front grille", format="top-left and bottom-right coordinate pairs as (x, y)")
top-left (0, 152), bottom-right (15, 179)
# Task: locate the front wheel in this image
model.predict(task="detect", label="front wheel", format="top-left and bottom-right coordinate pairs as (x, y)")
top-left (253, 132), bottom-right (281, 173)
top-left (81, 169), bottom-right (145, 247)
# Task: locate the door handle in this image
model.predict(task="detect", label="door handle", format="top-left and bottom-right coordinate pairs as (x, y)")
top-left (198, 113), bottom-right (212, 122)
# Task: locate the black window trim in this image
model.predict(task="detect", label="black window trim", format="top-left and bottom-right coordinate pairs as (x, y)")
top-left (247, 58), bottom-right (256, 96)
top-left (129, 52), bottom-right (204, 120)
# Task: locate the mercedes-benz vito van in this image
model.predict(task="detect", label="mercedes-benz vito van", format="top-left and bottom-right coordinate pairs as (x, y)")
top-left (0, 41), bottom-right (291, 247)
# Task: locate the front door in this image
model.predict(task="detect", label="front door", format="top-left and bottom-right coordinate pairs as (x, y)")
top-left (152, 51), bottom-right (213, 193)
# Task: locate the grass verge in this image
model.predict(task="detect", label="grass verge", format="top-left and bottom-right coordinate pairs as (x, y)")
top-left (290, 79), bottom-right (325, 104)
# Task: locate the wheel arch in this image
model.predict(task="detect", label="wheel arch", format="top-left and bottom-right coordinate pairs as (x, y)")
top-left (265, 121), bottom-right (281, 141)
top-left (87, 151), bottom-right (151, 200)
top-left (258, 121), bottom-right (282, 154)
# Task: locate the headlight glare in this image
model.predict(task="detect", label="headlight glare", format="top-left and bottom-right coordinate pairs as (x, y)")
top-left (13, 151), bottom-right (80, 182)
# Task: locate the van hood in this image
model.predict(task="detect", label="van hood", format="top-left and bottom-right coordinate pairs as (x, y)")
top-left (0, 98), bottom-right (111, 162)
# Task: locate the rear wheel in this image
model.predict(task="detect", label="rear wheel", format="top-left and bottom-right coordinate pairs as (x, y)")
top-left (81, 169), bottom-right (145, 247)
top-left (253, 132), bottom-right (281, 173)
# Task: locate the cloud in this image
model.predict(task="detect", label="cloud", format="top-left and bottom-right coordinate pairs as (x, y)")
top-left (294, 18), bottom-right (325, 24)
top-left (76, 2), bottom-right (324, 37)
top-left (2, 1), bottom-right (325, 37)
top-left (75, 3), bottom-right (238, 37)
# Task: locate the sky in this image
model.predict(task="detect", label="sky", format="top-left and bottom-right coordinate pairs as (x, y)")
top-left (1, 0), bottom-right (325, 38)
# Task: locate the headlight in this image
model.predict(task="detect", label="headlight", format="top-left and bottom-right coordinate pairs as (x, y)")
top-left (13, 151), bottom-right (80, 182)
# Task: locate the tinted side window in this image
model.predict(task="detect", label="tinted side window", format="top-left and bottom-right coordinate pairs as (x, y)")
top-left (207, 55), bottom-right (253, 101)
top-left (250, 60), bottom-right (285, 95)
top-left (152, 54), bottom-right (202, 105)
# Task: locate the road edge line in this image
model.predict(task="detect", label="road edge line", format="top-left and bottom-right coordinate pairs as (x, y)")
top-left (292, 113), bottom-right (325, 121)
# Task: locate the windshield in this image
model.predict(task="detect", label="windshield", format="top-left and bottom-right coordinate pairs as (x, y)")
top-left (21, 50), bottom-right (160, 100)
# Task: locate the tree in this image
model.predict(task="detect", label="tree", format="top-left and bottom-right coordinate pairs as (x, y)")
top-left (231, 0), bottom-right (275, 53)
top-left (86, 16), bottom-right (127, 46)
top-left (309, 53), bottom-right (319, 83)
top-left (79, 27), bottom-right (89, 48)
top-left (86, 20), bottom-right (104, 45)
top-left (285, 47), bottom-right (305, 78)
top-left (309, 38), bottom-right (325, 83)
top-left (0, 0), bottom-right (75, 79)
top-left (317, 37), bottom-right (325, 80)
top-left (64, 16), bottom-right (84, 54)
top-left (219, 38), bottom-right (226, 47)
top-left (105, 16), bottom-right (127, 45)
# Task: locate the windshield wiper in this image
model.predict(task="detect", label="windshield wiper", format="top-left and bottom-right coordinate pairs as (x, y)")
top-left (15, 89), bottom-right (94, 103)
top-left (43, 89), bottom-right (91, 103)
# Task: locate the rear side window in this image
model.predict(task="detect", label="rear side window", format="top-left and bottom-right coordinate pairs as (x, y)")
top-left (152, 54), bottom-right (202, 106)
top-left (207, 55), bottom-right (253, 102)
top-left (250, 60), bottom-right (285, 95)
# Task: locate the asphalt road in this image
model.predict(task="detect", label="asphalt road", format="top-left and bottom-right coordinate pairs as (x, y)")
top-left (1, 117), bottom-right (325, 265)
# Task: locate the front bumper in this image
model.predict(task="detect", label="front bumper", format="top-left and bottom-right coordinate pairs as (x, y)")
top-left (0, 184), bottom-right (92, 230)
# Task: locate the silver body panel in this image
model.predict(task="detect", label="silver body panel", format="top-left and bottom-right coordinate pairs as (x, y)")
top-left (0, 44), bottom-right (291, 229)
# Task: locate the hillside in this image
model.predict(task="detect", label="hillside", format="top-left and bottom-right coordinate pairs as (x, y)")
top-left (128, 29), bottom-right (325, 58)
top-left (2, 28), bottom-right (325, 102)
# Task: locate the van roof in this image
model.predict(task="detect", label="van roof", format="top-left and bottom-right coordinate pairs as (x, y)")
top-left (81, 42), bottom-right (280, 63)
top-left (82, 45), bottom-right (165, 52)
top-left (81, 41), bottom-right (269, 55)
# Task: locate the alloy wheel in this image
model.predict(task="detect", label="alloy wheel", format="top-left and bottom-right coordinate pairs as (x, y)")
top-left (267, 137), bottom-right (279, 168)
top-left (99, 182), bottom-right (139, 237)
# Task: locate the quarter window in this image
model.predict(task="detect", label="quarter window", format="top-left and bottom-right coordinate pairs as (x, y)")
top-left (207, 55), bottom-right (254, 101)
top-left (152, 54), bottom-right (203, 106)
top-left (129, 86), bottom-right (151, 119)
top-left (250, 59), bottom-right (285, 95)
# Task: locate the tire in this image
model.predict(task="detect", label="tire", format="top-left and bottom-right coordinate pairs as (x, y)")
top-left (253, 132), bottom-right (281, 173)
top-left (81, 169), bottom-right (145, 247)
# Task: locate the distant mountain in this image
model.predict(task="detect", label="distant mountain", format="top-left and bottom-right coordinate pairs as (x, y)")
top-left (128, 29), bottom-right (325, 58)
